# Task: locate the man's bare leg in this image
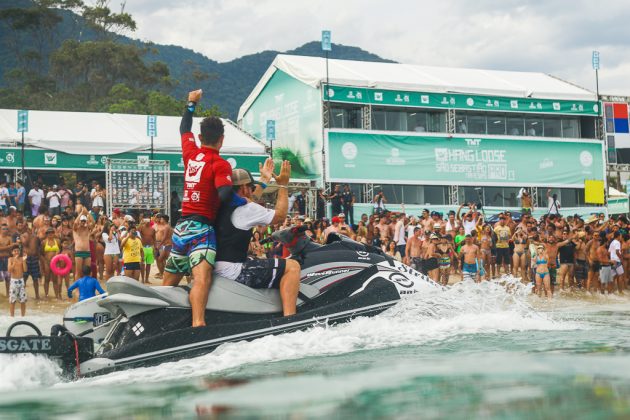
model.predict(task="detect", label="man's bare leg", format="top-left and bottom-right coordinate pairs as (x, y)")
top-left (162, 271), bottom-right (184, 286)
top-left (190, 261), bottom-right (212, 327)
top-left (279, 259), bottom-right (301, 316)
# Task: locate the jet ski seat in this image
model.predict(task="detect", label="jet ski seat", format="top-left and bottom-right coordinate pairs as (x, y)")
top-left (105, 276), bottom-right (318, 314)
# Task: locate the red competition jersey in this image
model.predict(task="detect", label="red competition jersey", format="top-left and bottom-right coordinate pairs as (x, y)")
top-left (181, 132), bottom-right (232, 222)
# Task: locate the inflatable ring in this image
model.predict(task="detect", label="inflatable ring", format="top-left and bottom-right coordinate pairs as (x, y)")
top-left (51, 254), bottom-right (73, 277)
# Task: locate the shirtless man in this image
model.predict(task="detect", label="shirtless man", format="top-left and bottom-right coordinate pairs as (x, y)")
top-left (420, 209), bottom-right (434, 232)
top-left (459, 234), bottom-right (481, 282)
top-left (597, 236), bottom-right (614, 294)
top-left (139, 218), bottom-right (157, 283)
top-left (586, 236), bottom-right (601, 293)
top-left (574, 234), bottom-right (588, 289)
top-left (423, 234), bottom-right (440, 282)
top-left (22, 224), bottom-right (41, 299)
top-left (73, 206), bottom-right (93, 280)
top-left (154, 214), bottom-right (173, 279)
top-left (404, 227), bottom-right (423, 272)
top-left (0, 224), bottom-right (12, 296)
top-left (3, 206), bottom-right (18, 236)
top-left (8, 245), bottom-right (27, 316)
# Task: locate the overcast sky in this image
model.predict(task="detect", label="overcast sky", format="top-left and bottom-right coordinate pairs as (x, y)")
top-left (123, 0), bottom-right (630, 96)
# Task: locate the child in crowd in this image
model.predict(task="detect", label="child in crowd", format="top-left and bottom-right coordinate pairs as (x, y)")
top-left (67, 265), bottom-right (105, 302)
top-left (8, 245), bottom-right (27, 316)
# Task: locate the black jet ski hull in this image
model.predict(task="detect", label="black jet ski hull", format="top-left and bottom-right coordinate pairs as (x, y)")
top-left (82, 276), bottom-right (399, 377)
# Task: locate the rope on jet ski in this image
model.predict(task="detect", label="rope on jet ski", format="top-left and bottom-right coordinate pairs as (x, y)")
top-left (73, 338), bottom-right (81, 377)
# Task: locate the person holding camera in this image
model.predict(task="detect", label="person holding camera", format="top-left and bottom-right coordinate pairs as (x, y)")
top-left (102, 222), bottom-right (120, 280)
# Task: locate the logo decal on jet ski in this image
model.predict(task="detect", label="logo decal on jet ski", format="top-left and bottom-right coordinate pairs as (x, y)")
top-left (388, 272), bottom-right (414, 289)
top-left (132, 322), bottom-right (145, 336)
top-left (356, 251), bottom-right (370, 261)
top-left (306, 269), bottom-right (350, 277)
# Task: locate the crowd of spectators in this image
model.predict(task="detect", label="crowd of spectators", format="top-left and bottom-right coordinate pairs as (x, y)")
top-left (1, 176), bottom-right (175, 316)
top-left (250, 187), bottom-right (629, 300)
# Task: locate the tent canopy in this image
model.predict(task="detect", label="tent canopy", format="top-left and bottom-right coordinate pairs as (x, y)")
top-left (0, 109), bottom-right (266, 155)
top-left (239, 54), bottom-right (597, 121)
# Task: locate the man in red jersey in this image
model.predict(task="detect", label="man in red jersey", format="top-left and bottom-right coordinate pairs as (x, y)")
top-left (163, 89), bottom-right (245, 327)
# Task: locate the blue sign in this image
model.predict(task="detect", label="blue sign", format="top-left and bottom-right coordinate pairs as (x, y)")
top-left (17, 110), bottom-right (28, 133)
top-left (147, 115), bottom-right (157, 137)
top-left (266, 120), bottom-right (276, 141)
top-left (592, 51), bottom-right (600, 70)
top-left (322, 30), bottom-right (332, 52)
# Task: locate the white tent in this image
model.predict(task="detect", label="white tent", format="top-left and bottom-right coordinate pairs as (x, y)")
top-left (0, 109), bottom-right (266, 155)
top-left (239, 54), bottom-right (597, 121)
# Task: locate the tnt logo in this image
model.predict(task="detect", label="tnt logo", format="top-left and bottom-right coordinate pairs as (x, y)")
top-left (465, 139), bottom-right (481, 146)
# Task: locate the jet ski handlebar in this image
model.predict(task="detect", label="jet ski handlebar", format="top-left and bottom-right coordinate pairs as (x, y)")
top-left (260, 225), bottom-right (309, 245)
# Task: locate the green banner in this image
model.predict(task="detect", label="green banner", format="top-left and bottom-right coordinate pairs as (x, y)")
top-left (0, 148), bottom-right (266, 174)
top-left (323, 85), bottom-right (600, 116)
top-left (327, 131), bottom-right (604, 187)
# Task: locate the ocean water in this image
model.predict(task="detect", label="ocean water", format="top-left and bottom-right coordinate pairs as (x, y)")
top-left (1, 278), bottom-right (629, 419)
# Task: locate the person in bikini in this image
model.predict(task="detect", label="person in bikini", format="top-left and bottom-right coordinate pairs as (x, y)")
top-left (533, 244), bottom-right (552, 299)
top-left (479, 224), bottom-right (493, 280)
top-left (436, 234), bottom-right (454, 286)
top-left (423, 234), bottom-right (440, 282)
top-left (73, 206), bottom-right (94, 281)
top-left (511, 228), bottom-right (528, 283)
top-left (42, 227), bottom-right (61, 299)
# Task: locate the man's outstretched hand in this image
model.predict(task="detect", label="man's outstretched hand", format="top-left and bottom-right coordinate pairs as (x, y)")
top-left (188, 89), bottom-right (203, 103)
top-left (259, 157), bottom-right (274, 183)
top-left (273, 160), bottom-right (291, 186)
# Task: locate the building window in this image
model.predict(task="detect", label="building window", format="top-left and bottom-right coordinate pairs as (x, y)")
top-left (562, 118), bottom-right (580, 138)
top-left (506, 117), bottom-right (524, 136)
top-left (488, 116), bottom-right (506, 135)
top-left (467, 114), bottom-right (487, 134)
top-left (407, 111), bottom-right (428, 132)
top-left (525, 117), bottom-right (543, 136)
top-left (543, 118), bottom-right (562, 137)
top-left (330, 106), bottom-right (362, 129)
top-left (423, 186), bottom-right (447, 205)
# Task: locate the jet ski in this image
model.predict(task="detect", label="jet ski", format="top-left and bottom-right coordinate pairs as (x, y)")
top-left (0, 226), bottom-right (438, 378)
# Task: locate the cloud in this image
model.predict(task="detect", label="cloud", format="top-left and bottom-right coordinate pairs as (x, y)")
top-left (123, 0), bottom-right (630, 95)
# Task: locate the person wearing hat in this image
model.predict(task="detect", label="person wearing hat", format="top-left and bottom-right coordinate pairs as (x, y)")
top-left (423, 233), bottom-right (440, 281)
top-left (520, 189), bottom-right (532, 215)
top-left (46, 185), bottom-right (61, 216)
top-left (324, 216), bottom-right (341, 241)
top-left (162, 88), bottom-right (250, 328)
top-left (73, 207), bottom-right (94, 282)
top-left (214, 160), bottom-right (302, 317)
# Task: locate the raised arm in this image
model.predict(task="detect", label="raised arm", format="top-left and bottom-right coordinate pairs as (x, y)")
top-left (456, 204), bottom-right (464, 221)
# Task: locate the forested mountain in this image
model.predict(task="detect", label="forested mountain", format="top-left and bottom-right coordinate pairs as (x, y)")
top-left (0, 0), bottom-right (393, 119)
